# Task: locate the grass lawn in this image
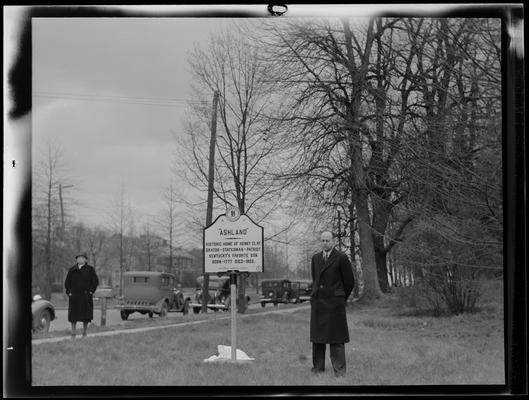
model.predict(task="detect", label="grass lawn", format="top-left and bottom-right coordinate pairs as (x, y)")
top-left (32, 281), bottom-right (504, 386)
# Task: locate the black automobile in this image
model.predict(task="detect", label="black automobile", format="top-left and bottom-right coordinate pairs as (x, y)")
top-left (32, 295), bottom-right (56, 333)
top-left (190, 275), bottom-right (251, 313)
top-left (189, 275), bottom-right (230, 313)
top-left (293, 280), bottom-right (312, 303)
top-left (115, 271), bottom-right (191, 320)
top-left (260, 279), bottom-right (296, 307)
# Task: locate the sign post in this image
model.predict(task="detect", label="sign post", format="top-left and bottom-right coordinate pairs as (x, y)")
top-left (94, 287), bottom-right (113, 327)
top-left (230, 271), bottom-right (237, 360)
top-left (101, 297), bottom-right (107, 327)
top-left (203, 208), bottom-right (263, 361)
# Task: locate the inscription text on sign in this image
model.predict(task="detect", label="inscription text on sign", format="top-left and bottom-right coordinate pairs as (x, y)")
top-left (203, 214), bottom-right (264, 273)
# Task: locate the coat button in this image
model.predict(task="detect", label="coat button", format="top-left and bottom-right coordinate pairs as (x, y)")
top-left (319, 285), bottom-right (324, 288)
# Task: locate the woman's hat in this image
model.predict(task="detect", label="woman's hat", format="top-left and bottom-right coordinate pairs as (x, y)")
top-left (75, 252), bottom-right (88, 259)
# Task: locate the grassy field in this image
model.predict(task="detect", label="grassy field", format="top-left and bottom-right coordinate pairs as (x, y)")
top-left (32, 280), bottom-right (504, 386)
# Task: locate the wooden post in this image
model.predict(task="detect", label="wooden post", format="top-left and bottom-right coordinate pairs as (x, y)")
top-left (230, 271), bottom-right (237, 360)
top-left (101, 297), bottom-right (107, 327)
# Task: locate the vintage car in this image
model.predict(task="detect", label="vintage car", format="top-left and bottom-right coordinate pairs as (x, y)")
top-left (32, 294), bottom-right (56, 333)
top-left (190, 275), bottom-right (251, 313)
top-left (292, 279), bottom-right (313, 303)
top-left (115, 271), bottom-right (191, 320)
top-left (260, 279), bottom-right (298, 307)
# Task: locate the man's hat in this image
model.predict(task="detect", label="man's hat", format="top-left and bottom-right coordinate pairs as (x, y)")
top-left (75, 252), bottom-right (88, 260)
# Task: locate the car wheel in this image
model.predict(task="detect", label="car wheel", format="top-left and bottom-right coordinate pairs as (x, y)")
top-left (261, 302), bottom-right (266, 308)
top-left (182, 300), bottom-right (189, 315)
top-left (175, 294), bottom-right (184, 310)
top-left (159, 302), bottom-right (168, 317)
top-left (148, 311), bottom-right (154, 318)
top-left (120, 310), bottom-right (129, 320)
top-left (193, 307), bottom-right (200, 314)
top-left (273, 301), bottom-right (278, 306)
top-left (35, 309), bottom-right (51, 333)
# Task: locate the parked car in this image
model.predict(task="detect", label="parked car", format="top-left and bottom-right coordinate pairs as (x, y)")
top-left (292, 279), bottom-right (312, 303)
top-left (260, 279), bottom-right (297, 307)
top-left (190, 275), bottom-right (251, 313)
top-left (32, 295), bottom-right (56, 333)
top-left (115, 271), bottom-right (191, 320)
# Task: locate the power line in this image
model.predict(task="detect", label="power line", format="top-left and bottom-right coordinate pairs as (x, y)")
top-left (33, 91), bottom-right (210, 107)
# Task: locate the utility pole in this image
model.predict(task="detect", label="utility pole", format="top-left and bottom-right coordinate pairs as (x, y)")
top-left (285, 230), bottom-right (289, 279)
top-left (202, 90), bottom-right (219, 313)
top-left (168, 182), bottom-right (174, 277)
top-left (119, 185), bottom-right (125, 298)
top-left (59, 184), bottom-right (65, 235)
top-left (45, 168), bottom-right (53, 300)
top-left (58, 184), bottom-right (74, 242)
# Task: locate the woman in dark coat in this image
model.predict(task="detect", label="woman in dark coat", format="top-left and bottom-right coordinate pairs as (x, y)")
top-left (64, 252), bottom-right (99, 338)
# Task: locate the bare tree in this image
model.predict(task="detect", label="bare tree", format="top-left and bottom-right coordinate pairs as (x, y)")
top-left (393, 18), bottom-right (502, 312)
top-left (32, 141), bottom-right (72, 299)
top-left (175, 28), bottom-right (287, 313)
top-left (253, 16), bottom-right (501, 303)
top-left (254, 17), bottom-right (386, 299)
top-left (156, 180), bottom-right (186, 276)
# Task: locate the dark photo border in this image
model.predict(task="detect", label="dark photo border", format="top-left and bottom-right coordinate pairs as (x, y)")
top-left (4, 3), bottom-right (526, 397)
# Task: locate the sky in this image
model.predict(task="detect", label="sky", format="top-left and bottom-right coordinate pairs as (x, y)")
top-left (25, 13), bottom-right (340, 269)
top-left (29, 15), bottom-right (318, 260)
top-left (31, 17), bottom-right (232, 240)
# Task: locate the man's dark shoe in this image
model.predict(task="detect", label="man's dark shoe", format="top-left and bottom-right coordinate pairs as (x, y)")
top-left (311, 368), bottom-right (324, 374)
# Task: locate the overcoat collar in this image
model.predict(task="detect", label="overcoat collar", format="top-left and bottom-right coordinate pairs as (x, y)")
top-left (70, 263), bottom-right (89, 272)
top-left (318, 247), bottom-right (337, 278)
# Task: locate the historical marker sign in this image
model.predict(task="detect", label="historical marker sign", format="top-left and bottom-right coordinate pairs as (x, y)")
top-left (203, 213), bottom-right (264, 274)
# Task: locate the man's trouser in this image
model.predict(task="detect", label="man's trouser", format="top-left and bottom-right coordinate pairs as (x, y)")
top-left (312, 342), bottom-right (346, 376)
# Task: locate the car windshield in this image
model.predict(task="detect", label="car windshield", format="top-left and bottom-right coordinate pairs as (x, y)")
top-left (132, 276), bottom-right (150, 284)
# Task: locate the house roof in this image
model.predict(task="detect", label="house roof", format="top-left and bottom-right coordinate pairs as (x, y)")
top-left (156, 245), bottom-right (195, 259)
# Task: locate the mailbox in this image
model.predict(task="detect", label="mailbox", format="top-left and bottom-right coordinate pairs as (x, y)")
top-left (94, 287), bottom-right (113, 298)
top-left (93, 287), bottom-right (113, 327)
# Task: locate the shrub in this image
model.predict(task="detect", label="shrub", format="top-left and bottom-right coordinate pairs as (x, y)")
top-left (411, 264), bottom-right (485, 315)
top-left (397, 216), bottom-right (502, 316)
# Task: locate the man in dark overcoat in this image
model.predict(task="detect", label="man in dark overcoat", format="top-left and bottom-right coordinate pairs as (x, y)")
top-left (64, 252), bottom-right (99, 338)
top-left (310, 231), bottom-right (355, 377)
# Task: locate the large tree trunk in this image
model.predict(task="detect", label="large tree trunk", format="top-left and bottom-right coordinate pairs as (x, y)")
top-left (356, 191), bottom-right (383, 300)
top-left (374, 243), bottom-right (390, 293)
top-left (348, 201), bottom-right (360, 299)
top-left (372, 199), bottom-right (392, 293)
